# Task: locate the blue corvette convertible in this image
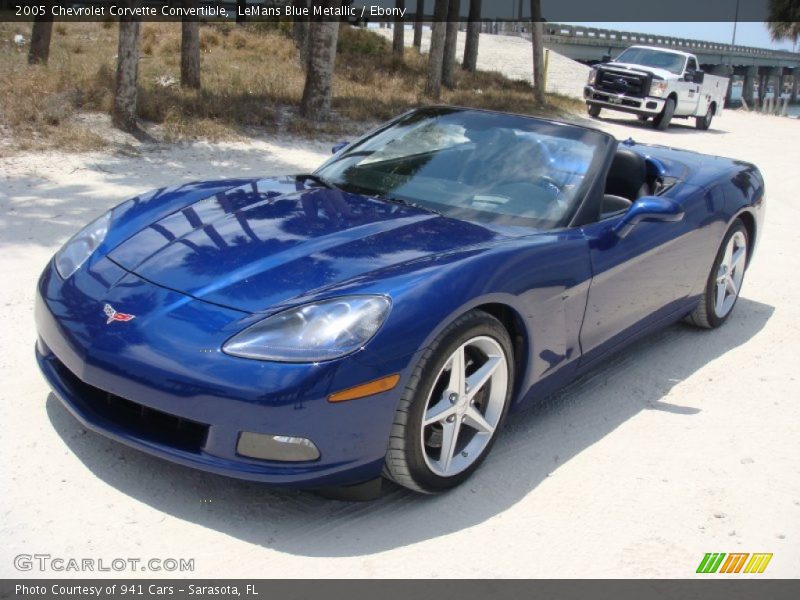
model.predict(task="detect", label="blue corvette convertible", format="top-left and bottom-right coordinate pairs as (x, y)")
top-left (36, 107), bottom-right (764, 496)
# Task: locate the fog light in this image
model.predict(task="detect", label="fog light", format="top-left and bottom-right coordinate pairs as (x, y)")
top-left (237, 432), bottom-right (320, 462)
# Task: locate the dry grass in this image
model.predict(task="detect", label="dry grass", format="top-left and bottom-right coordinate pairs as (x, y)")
top-left (0, 21), bottom-right (583, 154)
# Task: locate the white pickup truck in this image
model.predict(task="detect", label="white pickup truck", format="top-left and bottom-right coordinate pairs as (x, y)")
top-left (583, 45), bottom-right (729, 131)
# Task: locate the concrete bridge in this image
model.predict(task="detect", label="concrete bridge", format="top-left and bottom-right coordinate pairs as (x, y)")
top-left (506, 22), bottom-right (800, 105)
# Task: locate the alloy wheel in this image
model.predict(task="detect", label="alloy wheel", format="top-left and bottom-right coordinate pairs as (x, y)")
top-left (420, 336), bottom-right (508, 477)
top-left (713, 230), bottom-right (747, 318)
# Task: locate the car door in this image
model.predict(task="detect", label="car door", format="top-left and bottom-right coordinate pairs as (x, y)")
top-left (578, 211), bottom-right (700, 363)
top-left (676, 57), bottom-right (701, 115)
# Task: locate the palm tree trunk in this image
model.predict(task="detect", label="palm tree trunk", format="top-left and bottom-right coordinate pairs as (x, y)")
top-left (530, 0), bottom-right (545, 106)
top-left (300, 8), bottom-right (340, 120)
top-left (292, 0), bottom-right (310, 65)
top-left (442, 0), bottom-right (459, 89)
top-left (424, 0), bottom-right (449, 99)
top-left (28, 15), bottom-right (53, 65)
top-left (462, 0), bottom-right (481, 72)
top-left (413, 0), bottom-right (424, 49)
top-left (393, 1), bottom-right (405, 57)
top-left (113, 2), bottom-right (141, 132)
top-left (180, 0), bottom-right (201, 89)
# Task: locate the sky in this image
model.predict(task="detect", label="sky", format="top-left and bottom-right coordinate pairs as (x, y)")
top-left (566, 22), bottom-right (798, 52)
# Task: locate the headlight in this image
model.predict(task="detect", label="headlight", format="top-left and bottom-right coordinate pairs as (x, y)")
top-left (54, 212), bottom-right (111, 279)
top-left (650, 80), bottom-right (668, 97)
top-left (587, 68), bottom-right (597, 85)
top-left (222, 295), bottom-right (391, 362)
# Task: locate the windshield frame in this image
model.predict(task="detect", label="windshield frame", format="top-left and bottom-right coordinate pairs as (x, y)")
top-left (314, 106), bottom-right (616, 231)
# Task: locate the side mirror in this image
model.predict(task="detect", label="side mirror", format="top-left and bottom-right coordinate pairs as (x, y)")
top-left (693, 70), bottom-right (705, 84)
top-left (684, 71), bottom-right (694, 83)
top-left (331, 140), bottom-right (349, 154)
top-left (601, 54), bottom-right (612, 63)
top-left (613, 196), bottom-right (684, 238)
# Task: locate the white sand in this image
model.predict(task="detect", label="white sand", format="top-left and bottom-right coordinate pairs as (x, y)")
top-left (376, 27), bottom-right (590, 98)
top-left (1, 105), bottom-right (799, 579)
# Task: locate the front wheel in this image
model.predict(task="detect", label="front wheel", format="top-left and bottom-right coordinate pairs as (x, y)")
top-left (653, 97), bottom-right (675, 130)
top-left (588, 104), bottom-right (601, 118)
top-left (383, 310), bottom-right (514, 493)
top-left (686, 220), bottom-right (749, 329)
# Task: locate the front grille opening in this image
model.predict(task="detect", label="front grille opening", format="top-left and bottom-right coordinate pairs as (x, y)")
top-left (52, 358), bottom-right (208, 453)
top-left (596, 68), bottom-right (650, 98)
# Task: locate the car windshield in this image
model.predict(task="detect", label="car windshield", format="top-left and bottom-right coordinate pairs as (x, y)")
top-left (615, 47), bottom-right (687, 74)
top-left (314, 108), bottom-right (612, 230)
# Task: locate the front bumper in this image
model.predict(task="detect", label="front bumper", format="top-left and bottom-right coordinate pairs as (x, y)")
top-left (35, 258), bottom-right (405, 488)
top-left (584, 86), bottom-right (666, 116)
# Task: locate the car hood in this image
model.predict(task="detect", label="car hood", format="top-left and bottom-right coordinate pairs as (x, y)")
top-left (605, 62), bottom-right (676, 81)
top-left (108, 179), bottom-right (503, 313)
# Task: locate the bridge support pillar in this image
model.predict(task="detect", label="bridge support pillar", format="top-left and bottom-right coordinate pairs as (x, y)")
top-left (742, 66), bottom-right (758, 107)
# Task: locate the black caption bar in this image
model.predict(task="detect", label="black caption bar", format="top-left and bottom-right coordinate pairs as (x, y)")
top-left (3, 580), bottom-right (800, 600)
top-left (0, 0), bottom-right (780, 23)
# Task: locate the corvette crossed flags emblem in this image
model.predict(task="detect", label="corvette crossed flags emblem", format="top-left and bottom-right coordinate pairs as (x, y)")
top-left (103, 303), bottom-right (135, 325)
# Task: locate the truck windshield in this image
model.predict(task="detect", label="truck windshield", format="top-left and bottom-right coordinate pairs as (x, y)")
top-left (615, 47), bottom-right (686, 74)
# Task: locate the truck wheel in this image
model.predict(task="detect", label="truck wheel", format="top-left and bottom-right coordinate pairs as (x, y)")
top-left (588, 105), bottom-right (601, 118)
top-left (695, 105), bottom-right (713, 130)
top-left (653, 98), bottom-right (675, 131)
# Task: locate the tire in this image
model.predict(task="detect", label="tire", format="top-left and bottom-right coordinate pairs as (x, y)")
top-left (695, 105), bottom-right (713, 130)
top-left (383, 310), bottom-right (515, 493)
top-left (637, 115), bottom-right (649, 122)
top-left (653, 97), bottom-right (675, 130)
top-left (686, 220), bottom-right (749, 329)
top-left (588, 104), bottom-right (601, 118)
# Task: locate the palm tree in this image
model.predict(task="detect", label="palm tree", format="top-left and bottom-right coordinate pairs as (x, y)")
top-left (300, 3), bottom-right (340, 120)
top-left (442, 0), bottom-right (460, 88)
top-left (462, 0), bottom-right (481, 72)
top-left (413, 0), bottom-right (424, 49)
top-left (292, 0), bottom-right (310, 64)
top-left (28, 14), bottom-right (53, 65)
top-left (530, 0), bottom-right (546, 106)
top-left (393, 0), bottom-right (406, 57)
top-left (766, 0), bottom-right (800, 44)
top-left (113, 0), bottom-right (141, 132)
top-left (424, 0), bottom-right (449, 98)
top-left (180, 0), bottom-right (201, 89)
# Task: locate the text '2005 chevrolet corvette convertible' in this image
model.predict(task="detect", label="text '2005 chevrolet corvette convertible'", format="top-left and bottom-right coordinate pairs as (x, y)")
top-left (35, 107), bottom-right (765, 497)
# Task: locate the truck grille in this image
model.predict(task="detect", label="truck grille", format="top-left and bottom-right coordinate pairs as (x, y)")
top-left (595, 68), bottom-right (651, 98)
top-left (52, 357), bottom-right (209, 453)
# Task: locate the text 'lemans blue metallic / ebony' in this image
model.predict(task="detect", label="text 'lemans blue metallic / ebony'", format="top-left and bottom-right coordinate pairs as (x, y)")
top-left (35, 107), bottom-right (765, 496)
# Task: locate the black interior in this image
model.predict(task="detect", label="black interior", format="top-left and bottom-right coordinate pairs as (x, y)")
top-left (600, 147), bottom-right (651, 218)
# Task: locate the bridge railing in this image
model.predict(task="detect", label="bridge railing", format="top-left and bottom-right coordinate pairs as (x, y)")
top-left (533, 22), bottom-right (800, 61)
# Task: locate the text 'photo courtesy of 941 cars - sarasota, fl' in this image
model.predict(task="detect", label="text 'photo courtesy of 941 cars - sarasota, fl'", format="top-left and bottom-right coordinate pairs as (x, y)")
top-left (35, 106), bottom-right (765, 498)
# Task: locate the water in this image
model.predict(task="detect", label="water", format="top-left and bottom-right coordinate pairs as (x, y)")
top-left (788, 105), bottom-right (800, 118)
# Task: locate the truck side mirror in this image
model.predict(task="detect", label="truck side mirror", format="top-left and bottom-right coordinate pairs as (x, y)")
top-left (601, 54), bottom-right (612, 63)
top-left (693, 70), bottom-right (705, 84)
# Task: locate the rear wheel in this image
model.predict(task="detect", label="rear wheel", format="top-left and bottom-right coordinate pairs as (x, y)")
top-left (588, 104), bottom-right (601, 118)
top-left (686, 220), bottom-right (749, 329)
top-left (383, 310), bottom-right (514, 493)
top-left (653, 97), bottom-right (675, 130)
top-left (695, 104), bottom-right (714, 130)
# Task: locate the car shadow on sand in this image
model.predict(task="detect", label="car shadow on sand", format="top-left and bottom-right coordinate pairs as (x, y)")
top-left (46, 297), bottom-right (773, 557)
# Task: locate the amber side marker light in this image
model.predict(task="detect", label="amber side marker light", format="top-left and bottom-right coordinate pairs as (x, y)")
top-left (328, 374), bottom-right (401, 402)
